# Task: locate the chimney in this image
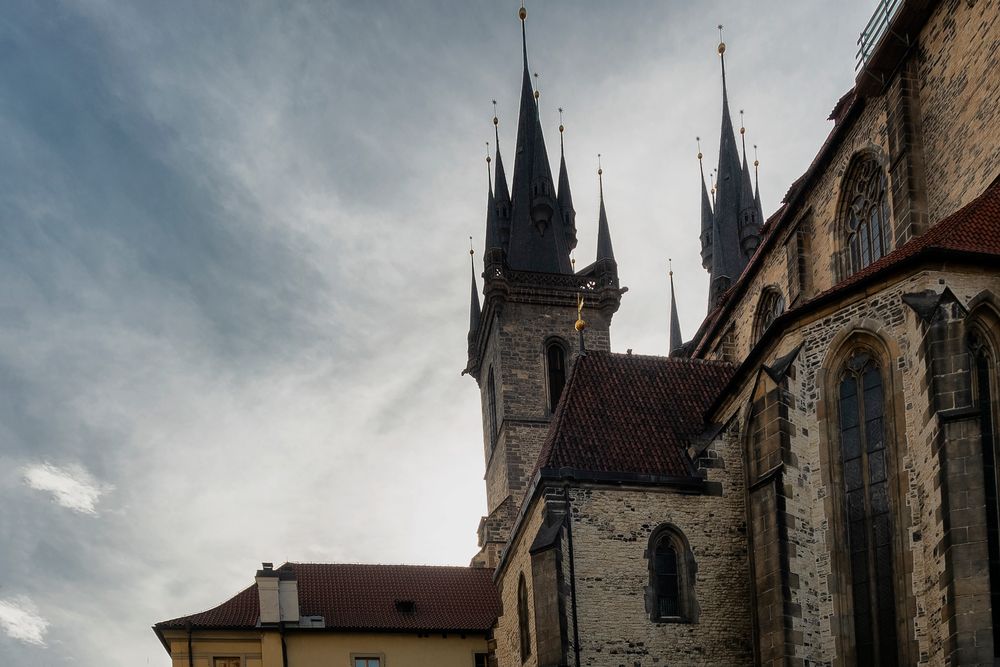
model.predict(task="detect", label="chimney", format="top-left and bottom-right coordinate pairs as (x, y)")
top-left (255, 562), bottom-right (300, 625)
top-left (256, 563), bottom-right (280, 624)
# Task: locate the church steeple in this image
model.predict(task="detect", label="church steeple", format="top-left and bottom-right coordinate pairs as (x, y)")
top-left (596, 158), bottom-right (615, 262)
top-left (669, 260), bottom-right (682, 354)
top-left (706, 28), bottom-right (756, 308)
top-left (505, 6), bottom-right (574, 274)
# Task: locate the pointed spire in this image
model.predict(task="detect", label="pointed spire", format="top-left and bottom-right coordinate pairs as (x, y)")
top-left (557, 108), bottom-right (578, 252)
top-left (698, 137), bottom-right (715, 271)
top-left (492, 103), bottom-right (512, 246)
top-left (668, 259), bottom-right (683, 354)
top-left (707, 25), bottom-right (749, 310)
top-left (506, 4), bottom-right (573, 274)
top-left (485, 141), bottom-right (500, 253)
top-left (753, 144), bottom-right (764, 222)
top-left (738, 110), bottom-right (761, 257)
top-left (596, 155), bottom-right (615, 262)
top-left (468, 238), bottom-right (481, 335)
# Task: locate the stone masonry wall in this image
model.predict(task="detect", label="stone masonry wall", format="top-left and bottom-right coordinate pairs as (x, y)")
top-left (711, 269), bottom-right (1000, 665)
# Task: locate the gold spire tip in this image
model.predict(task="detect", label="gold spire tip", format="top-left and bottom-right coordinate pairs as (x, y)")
top-left (717, 24), bottom-right (725, 54)
top-left (519, 4), bottom-right (526, 21)
top-left (597, 153), bottom-right (603, 176)
top-left (696, 136), bottom-right (703, 161)
top-left (469, 235), bottom-right (474, 255)
top-left (558, 107), bottom-right (564, 133)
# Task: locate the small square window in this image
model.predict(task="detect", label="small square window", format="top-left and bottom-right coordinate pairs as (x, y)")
top-left (214, 659), bottom-right (241, 667)
top-left (354, 658), bottom-right (380, 667)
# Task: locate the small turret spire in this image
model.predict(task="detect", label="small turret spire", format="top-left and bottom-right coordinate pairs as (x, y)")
top-left (669, 258), bottom-right (683, 354)
top-left (596, 154), bottom-right (615, 262)
top-left (492, 103), bottom-right (512, 247)
top-left (557, 107), bottom-right (578, 253)
top-left (485, 139), bottom-right (500, 253)
top-left (469, 238), bottom-right (481, 335)
top-left (698, 137), bottom-right (715, 271)
top-left (754, 144), bottom-right (763, 221)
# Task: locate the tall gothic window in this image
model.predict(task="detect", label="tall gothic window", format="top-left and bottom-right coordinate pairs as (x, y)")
top-left (838, 350), bottom-right (897, 665)
top-left (970, 330), bottom-right (1000, 652)
top-left (753, 287), bottom-right (786, 342)
top-left (843, 155), bottom-right (890, 275)
top-left (648, 525), bottom-right (694, 622)
top-left (546, 341), bottom-right (567, 412)
top-left (517, 573), bottom-right (531, 661)
top-left (487, 365), bottom-right (498, 447)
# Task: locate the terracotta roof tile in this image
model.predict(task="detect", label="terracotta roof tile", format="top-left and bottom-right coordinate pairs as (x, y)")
top-left (535, 352), bottom-right (735, 481)
top-left (155, 563), bottom-right (499, 633)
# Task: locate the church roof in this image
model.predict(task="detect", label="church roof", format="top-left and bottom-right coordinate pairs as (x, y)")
top-left (154, 563), bottom-right (499, 634)
top-left (535, 351), bottom-right (735, 482)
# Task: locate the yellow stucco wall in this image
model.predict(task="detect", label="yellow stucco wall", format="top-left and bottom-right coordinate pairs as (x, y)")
top-left (160, 630), bottom-right (487, 667)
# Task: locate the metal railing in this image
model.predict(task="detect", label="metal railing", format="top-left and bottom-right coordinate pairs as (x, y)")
top-left (856, 0), bottom-right (903, 71)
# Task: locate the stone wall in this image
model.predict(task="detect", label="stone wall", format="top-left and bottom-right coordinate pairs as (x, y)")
top-left (698, 0), bottom-right (1000, 366)
top-left (710, 270), bottom-right (1000, 665)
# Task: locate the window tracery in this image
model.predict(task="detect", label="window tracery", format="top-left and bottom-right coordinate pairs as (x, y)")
top-left (647, 526), bottom-right (695, 623)
top-left (843, 156), bottom-right (891, 274)
top-left (753, 288), bottom-right (786, 342)
top-left (836, 350), bottom-right (898, 665)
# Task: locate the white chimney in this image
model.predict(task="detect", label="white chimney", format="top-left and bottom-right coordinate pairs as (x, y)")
top-left (256, 562), bottom-right (299, 625)
top-left (256, 563), bottom-right (281, 624)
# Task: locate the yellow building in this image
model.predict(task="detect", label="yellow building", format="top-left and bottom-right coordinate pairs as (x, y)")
top-left (153, 563), bottom-right (497, 667)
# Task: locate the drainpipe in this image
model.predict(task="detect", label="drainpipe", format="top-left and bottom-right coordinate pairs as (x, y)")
top-left (280, 623), bottom-right (289, 667)
top-left (185, 621), bottom-right (193, 667)
top-left (563, 484), bottom-right (581, 667)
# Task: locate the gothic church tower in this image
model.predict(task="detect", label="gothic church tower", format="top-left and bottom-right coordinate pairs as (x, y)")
top-left (464, 7), bottom-right (623, 568)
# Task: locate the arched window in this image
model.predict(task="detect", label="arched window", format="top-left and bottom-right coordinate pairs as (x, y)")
top-left (837, 350), bottom-right (898, 665)
top-left (647, 525), bottom-right (695, 622)
top-left (753, 287), bottom-right (786, 342)
top-left (842, 154), bottom-right (891, 275)
top-left (517, 573), bottom-right (531, 661)
top-left (486, 366), bottom-right (498, 447)
top-left (545, 341), bottom-right (567, 412)
top-left (969, 328), bottom-right (1000, 652)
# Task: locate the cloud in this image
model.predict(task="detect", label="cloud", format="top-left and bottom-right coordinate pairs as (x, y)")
top-left (0, 597), bottom-right (49, 646)
top-left (22, 463), bottom-right (110, 516)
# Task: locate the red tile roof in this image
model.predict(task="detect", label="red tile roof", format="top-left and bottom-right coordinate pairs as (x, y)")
top-left (801, 173), bottom-right (1000, 305)
top-left (155, 563), bottom-right (499, 633)
top-left (694, 174), bottom-right (1000, 356)
top-left (535, 352), bottom-right (735, 482)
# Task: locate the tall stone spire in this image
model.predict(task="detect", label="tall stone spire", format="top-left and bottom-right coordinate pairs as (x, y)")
top-left (707, 28), bottom-right (751, 308)
top-left (505, 6), bottom-right (574, 274)
top-left (595, 157), bottom-right (615, 262)
top-left (697, 138), bottom-right (714, 271)
top-left (669, 261), bottom-right (682, 354)
top-left (557, 109), bottom-right (578, 255)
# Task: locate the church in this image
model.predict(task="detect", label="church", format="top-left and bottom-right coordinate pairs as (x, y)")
top-left (155, 0), bottom-right (1000, 665)
top-left (465, 0), bottom-right (1000, 664)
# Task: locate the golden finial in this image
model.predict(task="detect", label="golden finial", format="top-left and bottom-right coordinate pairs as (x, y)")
top-left (575, 293), bottom-right (586, 331)
top-left (492, 99), bottom-right (498, 127)
top-left (710, 172), bottom-right (716, 194)
top-left (558, 107), bottom-right (564, 134)
top-left (469, 235), bottom-right (475, 256)
top-left (486, 141), bottom-right (491, 165)
top-left (519, 3), bottom-right (526, 21)
top-left (717, 24), bottom-right (725, 55)
top-left (571, 254), bottom-right (576, 270)
top-left (696, 136), bottom-right (703, 161)
top-left (533, 72), bottom-right (539, 100)
top-left (597, 153), bottom-right (603, 176)
top-left (740, 109), bottom-right (745, 135)
top-left (754, 144), bottom-right (760, 168)
top-left (669, 257), bottom-right (673, 278)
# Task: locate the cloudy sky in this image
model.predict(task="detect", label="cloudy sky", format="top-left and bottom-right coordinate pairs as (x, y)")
top-left (0, 1), bottom-right (875, 664)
